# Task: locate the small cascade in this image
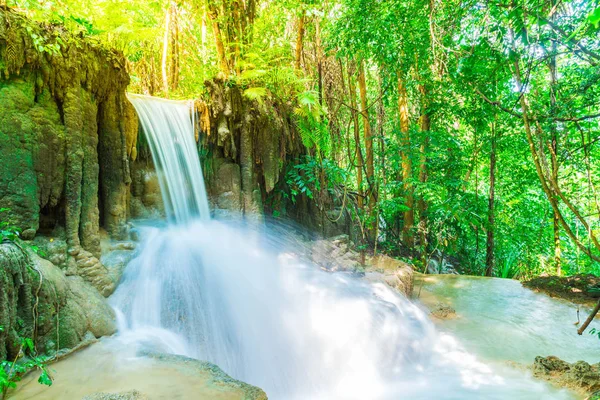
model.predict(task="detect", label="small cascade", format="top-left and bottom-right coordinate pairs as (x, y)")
top-left (111, 95), bottom-right (575, 400)
top-left (127, 94), bottom-right (210, 222)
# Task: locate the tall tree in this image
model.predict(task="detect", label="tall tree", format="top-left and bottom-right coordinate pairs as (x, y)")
top-left (397, 71), bottom-right (413, 247)
top-left (358, 60), bottom-right (375, 213)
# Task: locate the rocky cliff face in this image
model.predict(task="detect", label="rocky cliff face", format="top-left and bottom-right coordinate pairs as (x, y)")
top-left (197, 80), bottom-right (349, 237)
top-left (0, 7), bottom-right (138, 358)
top-left (0, 7), bottom-right (137, 295)
top-left (198, 80), bottom-right (303, 219)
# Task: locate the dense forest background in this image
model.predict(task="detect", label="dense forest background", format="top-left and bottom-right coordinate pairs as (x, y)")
top-left (8, 0), bottom-right (600, 278)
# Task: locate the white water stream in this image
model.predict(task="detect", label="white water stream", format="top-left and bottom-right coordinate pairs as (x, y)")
top-left (106, 95), bottom-right (581, 399)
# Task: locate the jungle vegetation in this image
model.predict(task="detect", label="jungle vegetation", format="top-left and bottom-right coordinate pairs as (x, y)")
top-left (7, 0), bottom-right (600, 279)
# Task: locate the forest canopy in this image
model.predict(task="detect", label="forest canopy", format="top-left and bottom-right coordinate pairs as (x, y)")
top-left (7, 0), bottom-right (600, 278)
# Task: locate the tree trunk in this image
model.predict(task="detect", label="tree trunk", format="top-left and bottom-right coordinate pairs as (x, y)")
top-left (161, 6), bottom-right (171, 95)
top-left (418, 83), bottom-right (430, 260)
top-left (485, 121), bottom-right (497, 277)
top-left (316, 21), bottom-right (323, 106)
top-left (348, 64), bottom-right (364, 209)
top-left (374, 67), bottom-right (385, 253)
top-left (358, 61), bottom-right (375, 214)
top-left (548, 9), bottom-right (561, 275)
top-left (295, 11), bottom-right (305, 71)
top-left (398, 72), bottom-right (413, 247)
top-left (169, 4), bottom-right (180, 91)
top-left (207, 2), bottom-right (230, 77)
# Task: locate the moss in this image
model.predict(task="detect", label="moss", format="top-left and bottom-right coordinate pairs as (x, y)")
top-left (0, 6), bottom-right (137, 261)
top-left (201, 80), bottom-right (303, 219)
top-left (0, 8), bottom-right (141, 308)
top-left (0, 243), bottom-right (33, 361)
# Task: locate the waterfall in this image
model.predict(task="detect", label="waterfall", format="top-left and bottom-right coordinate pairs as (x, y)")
top-left (127, 94), bottom-right (210, 222)
top-left (111, 95), bottom-right (572, 400)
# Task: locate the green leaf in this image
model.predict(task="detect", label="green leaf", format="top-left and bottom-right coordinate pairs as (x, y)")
top-left (243, 87), bottom-right (267, 101)
top-left (38, 370), bottom-right (53, 386)
top-left (22, 337), bottom-right (35, 353)
top-left (588, 7), bottom-right (600, 28)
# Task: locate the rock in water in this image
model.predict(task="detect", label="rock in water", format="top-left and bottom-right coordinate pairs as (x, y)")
top-left (83, 390), bottom-right (148, 400)
top-left (533, 355), bottom-right (600, 395)
top-left (430, 302), bottom-right (457, 319)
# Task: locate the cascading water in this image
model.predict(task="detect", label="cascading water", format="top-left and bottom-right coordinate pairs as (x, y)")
top-left (111, 95), bottom-right (575, 399)
top-left (127, 94), bottom-right (210, 223)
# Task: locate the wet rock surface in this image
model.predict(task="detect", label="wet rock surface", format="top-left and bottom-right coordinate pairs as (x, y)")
top-left (310, 234), bottom-right (414, 297)
top-left (311, 234), bottom-right (362, 273)
top-left (429, 302), bottom-right (457, 319)
top-left (83, 390), bottom-right (148, 400)
top-left (11, 340), bottom-right (268, 400)
top-left (533, 355), bottom-right (600, 396)
top-left (0, 8), bottom-right (138, 302)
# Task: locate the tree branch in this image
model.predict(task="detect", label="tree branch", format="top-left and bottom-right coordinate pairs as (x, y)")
top-left (474, 88), bottom-right (523, 118)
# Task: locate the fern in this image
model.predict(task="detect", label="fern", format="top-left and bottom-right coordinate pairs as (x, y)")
top-left (243, 87), bottom-right (268, 102)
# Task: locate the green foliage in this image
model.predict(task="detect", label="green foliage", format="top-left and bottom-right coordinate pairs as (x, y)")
top-left (286, 156), bottom-right (347, 204)
top-left (243, 87), bottom-right (268, 103)
top-left (10, 0), bottom-right (600, 279)
top-left (0, 209), bottom-right (20, 243)
top-left (24, 26), bottom-right (61, 55)
top-left (589, 7), bottom-right (600, 28)
top-left (293, 91), bottom-right (332, 157)
top-left (0, 209), bottom-right (44, 256)
top-left (0, 336), bottom-right (52, 399)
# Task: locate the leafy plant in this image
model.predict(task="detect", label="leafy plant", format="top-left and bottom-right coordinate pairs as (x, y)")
top-left (498, 246), bottom-right (524, 279)
top-left (286, 156), bottom-right (347, 204)
top-left (0, 209), bottom-right (20, 243)
top-left (24, 26), bottom-right (61, 55)
top-left (0, 209), bottom-right (44, 256)
top-left (0, 335), bottom-right (52, 399)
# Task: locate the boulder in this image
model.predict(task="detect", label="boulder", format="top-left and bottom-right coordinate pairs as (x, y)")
top-left (0, 242), bottom-right (116, 359)
top-left (310, 235), bottom-right (414, 297)
top-left (310, 234), bottom-right (362, 273)
top-left (365, 254), bottom-right (414, 297)
top-left (533, 355), bottom-right (600, 395)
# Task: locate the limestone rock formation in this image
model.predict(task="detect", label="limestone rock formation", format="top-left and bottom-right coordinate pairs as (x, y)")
top-left (429, 302), bottom-right (457, 319)
top-left (129, 163), bottom-right (165, 220)
top-left (198, 80), bottom-right (301, 220)
top-left (365, 254), bottom-right (414, 297)
top-left (0, 7), bottom-right (137, 292)
top-left (311, 234), bottom-right (362, 273)
top-left (533, 355), bottom-right (600, 396)
top-left (0, 242), bottom-right (115, 360)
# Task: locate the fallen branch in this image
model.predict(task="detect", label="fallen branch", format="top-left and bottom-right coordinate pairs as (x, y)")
top-left (577, 299), bottom-right (600, 335)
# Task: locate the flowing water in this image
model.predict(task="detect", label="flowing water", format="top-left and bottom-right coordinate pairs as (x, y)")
top-left (415, 274), bottom-right (600, 364)
top-left (19, 95), bottom-right (584, 399)
top-left (126, 94), bottom-right (210, 223)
